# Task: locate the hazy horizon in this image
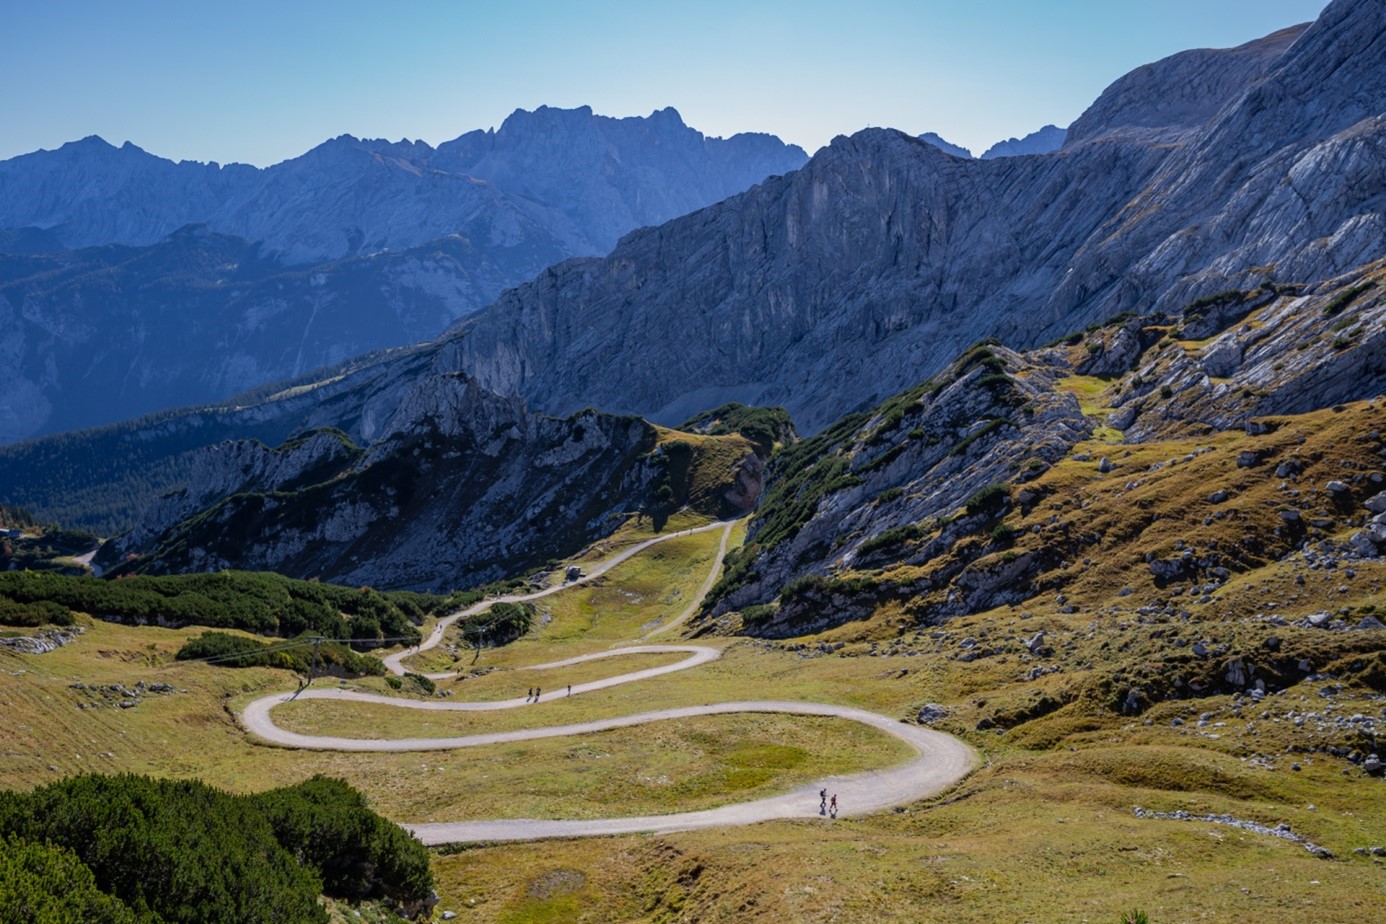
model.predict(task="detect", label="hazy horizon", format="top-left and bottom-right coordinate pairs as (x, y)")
top-left (4, 0), bottom-right (1330, 167)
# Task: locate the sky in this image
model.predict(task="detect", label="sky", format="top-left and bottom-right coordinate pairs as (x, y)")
top-left (2, 0), bottom-right (1330, 166)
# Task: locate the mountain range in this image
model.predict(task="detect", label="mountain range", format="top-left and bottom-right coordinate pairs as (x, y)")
top-left (0, 108), bottom-right (807, 442)
top-left (2, 0), bottom-right (1383, 594)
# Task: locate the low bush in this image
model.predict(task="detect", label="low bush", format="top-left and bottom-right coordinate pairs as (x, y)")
top-left (0, 773), bottom-right (433, 924)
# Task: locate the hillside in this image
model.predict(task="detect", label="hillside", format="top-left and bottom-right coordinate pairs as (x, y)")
top-left (701, 263), bottom-right (1386, 631)
top-left (105, 377), bottom-right (770, 590)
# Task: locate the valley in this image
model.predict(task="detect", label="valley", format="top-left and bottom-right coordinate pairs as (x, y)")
top-left (3, 1), bottom-right (1386, 921)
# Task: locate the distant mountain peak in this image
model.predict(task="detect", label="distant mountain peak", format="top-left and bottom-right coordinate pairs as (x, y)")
top-left (980, 125), bottom-right (1066, 159)
top-left (917, 132), bottom-right (973, 159)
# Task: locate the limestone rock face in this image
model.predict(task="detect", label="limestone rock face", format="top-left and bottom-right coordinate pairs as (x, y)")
top-left (440, 1), bottom-right (1384, 434)
top-left (1064, 25), bottom-right (1306, 146)
top-left (704, 347), bottom-right (1092, 629)
top-left (917, 133), bottom-right (973, 159)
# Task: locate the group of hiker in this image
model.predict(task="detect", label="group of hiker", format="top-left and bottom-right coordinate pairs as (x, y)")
top-left (819, 788), bottom-right (837, 818)
top-left (525, 684), bottom-right (574, 702)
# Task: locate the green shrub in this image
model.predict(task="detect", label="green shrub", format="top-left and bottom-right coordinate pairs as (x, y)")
top-left (174, 631), bottom-right (385, 677)
top-left (0, 774), bottom-right (433, 924)
top-left (0, 597), bottom-right (75, 628)
top-left (965, 485), bottom-right (1010, 517)
top-left (740, 604), bottom-right (777, 626)
top-left (0, 571), bottom-right (444, 646)
top-left (1321, 281), bottom-right (1374, 317)
top-left (0, 835), bottom-right (153, 924)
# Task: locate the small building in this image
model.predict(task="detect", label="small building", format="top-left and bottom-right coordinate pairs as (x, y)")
top-left (565, 565), bottom-right (583, 582)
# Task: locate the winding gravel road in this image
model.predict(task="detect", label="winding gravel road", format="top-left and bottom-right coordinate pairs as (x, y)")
top-left (240, 519), bottom-right (977, 845)
top-left (383, 520), bottom-right (734, 679)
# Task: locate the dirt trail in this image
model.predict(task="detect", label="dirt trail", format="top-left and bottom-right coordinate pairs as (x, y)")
top-left (383, 520), bottom-right (734, 679)
top-left (240, 518), bottom-right (977, 844)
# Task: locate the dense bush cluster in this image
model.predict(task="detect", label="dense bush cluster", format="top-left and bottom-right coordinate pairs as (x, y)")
top-left (679, 403), bottom-right (796, 455)
top-left (0, 597), bottom-right (75, 628)
top-left (174, 631), bottom-right (386, 676)
top-left (0, 571), bottom-right (471, 646)
top-left (0, 774), bottom-right (433, 924)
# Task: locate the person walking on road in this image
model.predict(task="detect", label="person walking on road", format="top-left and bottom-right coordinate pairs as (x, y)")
top-left (567, 684), bottom-right (572, 696)
top-left (829, 794), bottom-right (837, 818)
top-left (534, 687), bottom-right (541, 702)
top-left (527, 687), bottom-right (533, 701)
top-left (819, 788), bottom-right (827, 814)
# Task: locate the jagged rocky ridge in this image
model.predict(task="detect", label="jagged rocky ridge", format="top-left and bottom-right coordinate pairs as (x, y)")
top-left (0, 106), bottom-right (806, 263)
top-left (0, 107), bottom-right (806, 442)
top-left (980, 125), bottom-right (1066, 159)
top-left (435, 5), bottom-right (1383, 433)
top-left (105, 375), bottom-right (765, 590)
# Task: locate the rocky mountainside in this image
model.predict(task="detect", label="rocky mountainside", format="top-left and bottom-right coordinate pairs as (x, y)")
top-left (2, 1), bottom-right (1381, 546)
top-left (102, 376), bottom-right (767, 590)
top-left (0, 108), bottom-right (805, 443)
top-left (979, 125), bottom-right (1067, 159)
top-left (0, 107), bottom-right (807, 264)
top-left (0, 225), bottom-right (564, 440)
top-left (434, 4), bottom-right (1378, 433)
top-left (696, 262), bottom-right (1386, 648)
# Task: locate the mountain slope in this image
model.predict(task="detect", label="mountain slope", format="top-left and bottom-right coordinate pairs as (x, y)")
top-left (0, 225), bottom-right (566, 440)
top-left (106, 376), bottom-right (768, 591)
top-left (433, 5), bottom-right (1379, 434)
top-left (700, 262), bottom-right (1386, 632)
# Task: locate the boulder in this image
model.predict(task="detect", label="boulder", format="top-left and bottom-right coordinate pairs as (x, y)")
top-left (918, 704), bottom-right (949, 724)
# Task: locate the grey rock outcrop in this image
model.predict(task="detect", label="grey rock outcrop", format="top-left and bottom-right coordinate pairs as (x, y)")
top-left (121, 376), bottom-right (668, 590)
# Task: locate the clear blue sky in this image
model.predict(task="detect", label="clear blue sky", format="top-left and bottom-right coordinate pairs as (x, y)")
top-left (2, 0), bottom-right (1329, 166)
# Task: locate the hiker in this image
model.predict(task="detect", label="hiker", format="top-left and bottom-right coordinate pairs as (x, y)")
top-left (829, 794), bottom-right (837, 817)
top-left (819, 788), bottom-right (827, 813)
top-left (535, 687), bottom-right (541, 701)
top-left (567, 684), bottom-right (572, 696)
top-left (527, 687), bottom-right (533, 700)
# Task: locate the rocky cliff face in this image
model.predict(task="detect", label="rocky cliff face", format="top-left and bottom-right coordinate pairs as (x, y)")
top-left (435, 2), bottom-right (1379, 434)
top-left (917, 133), bottom-right (972, 159)
top-left (1064, 24), bottom-right (1306, 147)
top-left (0, 107), bottom-right (807, 264)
